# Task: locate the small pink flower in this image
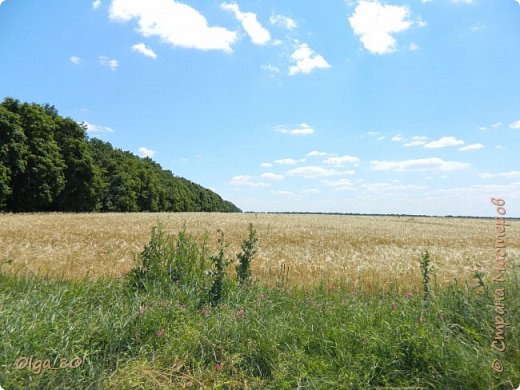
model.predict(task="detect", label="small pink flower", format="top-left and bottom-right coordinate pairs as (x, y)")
top-left (156, 328), bottom-right (165, 337)
top-left (391, 302), bottom-right (397, 310)
top-left (214, 363), bottom-right (223, 371)
top-left (236, 309), bottom-right (245, 319)
top-left (327, 283), bottom-right (334, 291)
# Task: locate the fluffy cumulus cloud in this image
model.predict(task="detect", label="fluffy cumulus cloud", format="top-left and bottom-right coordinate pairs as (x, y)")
top-left (423, 136), bottom-right (464, 149)
top-left (260, 172), bottom-right (284, 181)
top-left (221, 2), bottom-right (270, 45)
top-left (323, 155), bottom-right (360, 165)
top-left (270, 14), bottom-right (297, 30)
top-left (287, 166), bottom-right (351, 179)
top-left (306, 151), bottom-right (329, 157)
top-left (261, 64), bottom-right (280, 73)
top-left (274, 158), bottom-right (305, 165)
top-left (98, 55), bottom-right (119, 70)
top-left (70, 56), bottom-right (81, 64)
top-left (371, 157), bottom-right (470, 172)
top-left (276, 122), bottom-right (314, 135)
top-left (451, 0), bottom-right (475, 4)
top-left (93, 0), bottom-right (102, 9)
top-left (510, 120), bottom-right (520, 129)
top-left (349, 0), bottom-right (413, 55)
top-left (82, 122), bottom-right (114, 133)
top-left (404, 136), bottom-right (429, 147)
top-left (132, 43), bottom-right (157, 59)
top-left (0, 0), bottom-right (5, 5)
top-left (139, 146), bottom-right (156, 158)
top-left (289, 43), bottom-right (330, 76)
top-left (479, 171), bottom-right (520, 179)
top-left (110, 0), bottom-right (237, 53)
top-left (230, 175), bottom-right (269, 187)
top-left (321, 178), bottom-right (354, 190)
top-left (458, 143), bottom-right (484, 151)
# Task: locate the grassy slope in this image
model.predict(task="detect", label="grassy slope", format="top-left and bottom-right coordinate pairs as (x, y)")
top-left (1, 269), bottom-right (519, 389)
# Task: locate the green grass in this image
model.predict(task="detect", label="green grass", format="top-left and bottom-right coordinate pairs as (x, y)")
top-left (1, 226), bottom-right (519, 389)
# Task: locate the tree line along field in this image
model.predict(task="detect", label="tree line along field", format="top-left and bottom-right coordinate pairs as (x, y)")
top-left (1, 212), bottom-right (517, 293)
top-left (0, 98), bottom-right (240, 213)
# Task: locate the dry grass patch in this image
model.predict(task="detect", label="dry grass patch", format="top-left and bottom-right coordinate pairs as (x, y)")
top-left (1, 213), bottom-right (517, 293)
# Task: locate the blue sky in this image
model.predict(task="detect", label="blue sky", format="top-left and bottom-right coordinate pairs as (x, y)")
top-left (1, 0), bottom-right (519, 216)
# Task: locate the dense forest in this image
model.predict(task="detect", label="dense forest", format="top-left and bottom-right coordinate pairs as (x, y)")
top-left (0, 98), bottom-right (241, 213)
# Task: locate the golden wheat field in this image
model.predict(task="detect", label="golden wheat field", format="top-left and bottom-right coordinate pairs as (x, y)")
top-left (0, 212), bottom-right (517, 293)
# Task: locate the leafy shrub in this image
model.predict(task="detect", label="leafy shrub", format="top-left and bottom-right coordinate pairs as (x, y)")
top-left (236, 223), bottom-right (258, 285)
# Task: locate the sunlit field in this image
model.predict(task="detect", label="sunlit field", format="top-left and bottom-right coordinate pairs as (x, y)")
top-left (1, 212), bottom-right (516, 293)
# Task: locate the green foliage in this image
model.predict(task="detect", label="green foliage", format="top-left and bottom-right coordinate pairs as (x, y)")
top-left (236, 223), bottom-right (258, 285)
top-left (208, 229), bottom-right (232, 306)
top-left (420, 250), bottom-right (432, 300)
top-left (0, 97), bottom-right (241, 213)
top-left (1, 261), bottom-right (519, 389)
top-left (127, 224), bottom-right (211, 305)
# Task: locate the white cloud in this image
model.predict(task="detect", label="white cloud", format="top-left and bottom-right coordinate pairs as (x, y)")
top-left (321, 178), bottom-right (354, 190)
top-left (371, 157), bottom-right (470, 172)
top-left (409, 42), bottom-right (419, 51)
top-left (221, 2), bottom-right (270, 45)
top-left (260, 162), bottom-right (273, 168)
top-left (424, 136), bottom-right (464, 149)
top-left (70, 56), bottom-right (81, 64)
top-left (416, 18), bottom-right (428, 28)
top-left (98, 55), bottom-right (119, 70)
top-left (139, 146), bottom-right (156, 158)
top-left (323, 155), bottom-right (360, 165)
top-left (391, 135), bottom-right (404, 142)
top-left (0, 0), bottom-right (5, 5)
top-left (451, 0), bottom-right (474, 4)
top-left (478, 126), bottom-right (487, 131)
top-left (270, 14), bottom-right (297, 30)
top-left (367, 131), bottom-right (379, 136)
top-left (260, 172), bottom-right (284, 181)
top-left (132, 43), bottom-right (157, 59)
top-left (274, 158), bottom-right (305, 165)
top-left (302, 188), bottom-right (320, 194)
top-left (491, 122), bottom-right (502, 128)
top-left (275, 190), bottom-right (294, 196)
top-left (479, 171), bottom-right (520, 179)
top-left (306, 151), bottom-right (329, 157)
top-left (377, 136), bottom-right (385, 141)
top-left (288, 43), bottom-right (330, 76)
top-left (348, 0), bottom-right (412, 55)
top-left (458, 143), bottom-right (484, 151)
top-left (360, 182), bottom-right (427, 193)
top-left (276, 122), bottom-right (314, 135)
top-left (93, 0), bottom-right (102, 9)
top-left (83, 121), bottom-right (114, 133)
top-left (404, 136), bottom-right (429, 147)
top-left (516, 0), bottom-right (520, 5)
top-left (230, 175), bottom-right (269, 187)
top-left (509, 120), bottom-right (520, 129)
top-left (287, 166), bottom-right (351, 179)
top-left (261, 64), bottom-right (280, 73)
top-left (110, 0), bottom-right (237, 53)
